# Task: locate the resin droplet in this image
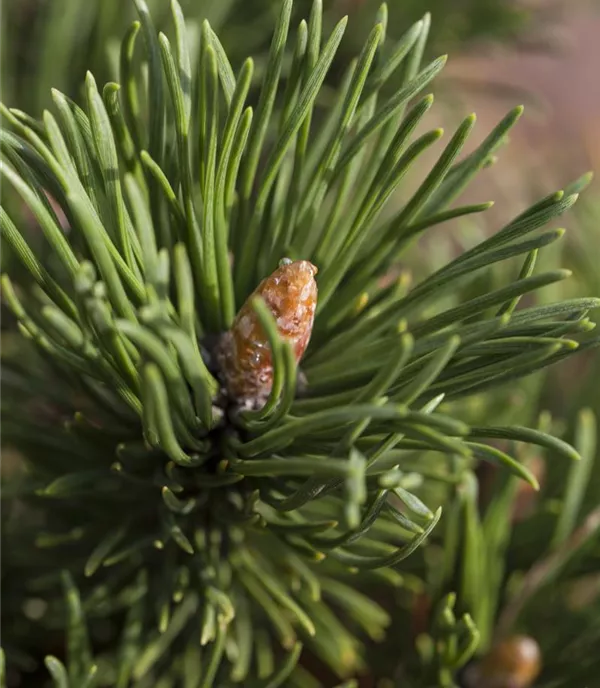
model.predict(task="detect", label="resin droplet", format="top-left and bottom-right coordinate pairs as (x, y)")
top-left (219, 260), bottom-right (318, 406)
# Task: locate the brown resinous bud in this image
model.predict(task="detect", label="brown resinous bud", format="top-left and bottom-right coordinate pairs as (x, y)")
top-left (218, 259), bottom-right (318, 408)
top-left (464, 635), bottom-right (542, 688)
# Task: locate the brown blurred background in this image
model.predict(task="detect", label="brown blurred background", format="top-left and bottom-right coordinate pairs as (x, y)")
top-left (443, 0), bottom-right (600, 201)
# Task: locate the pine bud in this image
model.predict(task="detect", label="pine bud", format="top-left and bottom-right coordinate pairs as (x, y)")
top-left (219, 259), bottom-right (318, 406)
top-left (465, 635), bottom-right (541, 688)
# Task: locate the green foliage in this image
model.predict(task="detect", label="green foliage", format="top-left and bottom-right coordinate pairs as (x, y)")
top-left (1, 0), bottom-right (599, 686)
top-left (1, 0), bottom-right (534, 118)
top-left (369, 174), bottom-right (600, 688)
top-left (432, 409), bottom-right (600, 688)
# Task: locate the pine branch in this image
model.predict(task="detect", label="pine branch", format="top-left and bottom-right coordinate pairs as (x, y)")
top-left (1, 0), bottom-right (598, 686)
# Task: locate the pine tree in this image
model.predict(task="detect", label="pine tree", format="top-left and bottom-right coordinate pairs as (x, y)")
top-left (1, 1), bottom-right (599, 686)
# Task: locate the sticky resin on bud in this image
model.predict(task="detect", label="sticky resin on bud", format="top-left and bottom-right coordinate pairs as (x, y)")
top-left (218, 259), bottom-right (318, 407)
